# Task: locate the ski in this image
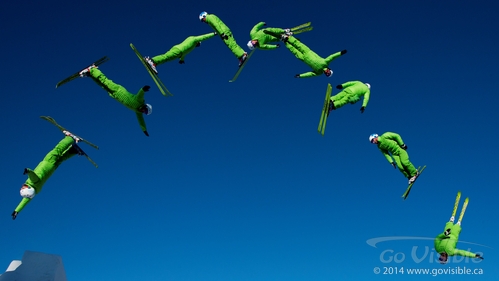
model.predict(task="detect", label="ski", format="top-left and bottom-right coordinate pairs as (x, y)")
top-left (290, 22), bottom-right (311, 31)
top-left (229, 49), bottom-right (255, 82)
top-left (402, 165), bottom-right (426, 200)
top-left (40, 116), bottom-right (99, 150)
top-left (452, 191), bottom-right (461, 218)
top-left (293, 26), bottom-right (313, 35)
top-left (55, 56), bottom-right (109, 88)
top-left (130, 43), bottom-right (173, 97)
top-left (40, 116), bottom-right (98, 168)
top-left (458, 197), bottom-right (469, 223)
top-left (318, 83), bottom-right (332, 136)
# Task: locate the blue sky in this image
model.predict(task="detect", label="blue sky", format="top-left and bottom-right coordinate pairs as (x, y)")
top-left (1, 0), bottom-right (498, 280)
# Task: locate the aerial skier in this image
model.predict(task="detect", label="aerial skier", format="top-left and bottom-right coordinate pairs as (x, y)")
top-left (79, 65), bottom-right (153, 136)
top-left (247, 22), bottom-right (292, 50)
top-left (144, 32), bottom-right (217, 74)
top-left (264, 31), bottom-right (346, 78)
top-left (369, 132), bottom-right (419, 184)
top-left (12, 131), bottom-right (83, 220)
top-left (247, 21), bottom-right (312, 51)
top-left (199, 11), bottom-right (248, 67)
top-left (329, 81), bottom-right (371, 114)
top-left (435, 191), bottom-right (484, 264)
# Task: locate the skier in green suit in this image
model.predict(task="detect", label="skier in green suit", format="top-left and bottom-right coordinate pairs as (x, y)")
top-left (247, 22), bottom-right (293, 51)
top-left (277, 33), bottom-right (346, 78)
top-left (435, 192), bottom-right (484, 264)
top-left (329, 81), bottom-right (371, 114)
top-left (12, 132), bottom-right (82, 220)
top-left (79, 65), bottom-right (152, 136)
top-left (199, 11), bottom-right (248, 67)
top-left (369, 132), bottom-right (419, 184)
top-left (144, 32), bottom-right (217, 74)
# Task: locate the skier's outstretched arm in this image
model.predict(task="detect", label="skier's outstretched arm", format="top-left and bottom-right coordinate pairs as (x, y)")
top-left (24, 168), bottom-right (40, 184)
top-left (250, 22), bottom-right (266, 35)
top-left (325, 50), bottom-right (347, 64)
top-left (259, 44), bottom-right (279, 50)
top-left (12, 197), bottom-right (31, 220)
top-left (295, 71), bottom-right (318, 78)
top-left (384, 132), bottom-right (405, 146)
top-left (362, 89), bottom-right (371, 108)
top-left (135, 112), bottom-right (149, 137)
top-left (453, 249), bottom-right (479, 258)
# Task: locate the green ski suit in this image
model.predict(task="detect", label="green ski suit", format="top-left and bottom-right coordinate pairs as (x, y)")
top-left (376, 132), bottom-right (417, 178)
top-left (152, 32), bottom-right (216, 65)
top-left (434, 222), bottom-right (477, 258)
top-left (202, 13), bottom-right (246, 59)
top-left (249, 22), bottom-right (285, 50)
top-left (331, 81), bottom-right (370, 109)
top-left (14, 136), bottom-right (77, 214)
top-left (89, 68), bottom-right (150, 136)
top-left (285, 36), bottom-right (345, 78)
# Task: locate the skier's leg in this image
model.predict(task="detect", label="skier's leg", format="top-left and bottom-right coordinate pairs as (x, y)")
top-left (330, 91), bottom-right (349, 109)
top-left (392, 155), bottom-right (410, 178)
top-left (285, 43), bottom-right (304, 61)
top-left (152, 46), bottom-right (182, 66)
top-left (221, 31), bottom-right (246, 59)
top-left (89, 68), bottom-right (127, 95)
top-left (287, 36), bottom-right (310, 54)
top-left (42, 136), bottom-right (75, 164)
top-left (399, 150), bottom-right (418, 177)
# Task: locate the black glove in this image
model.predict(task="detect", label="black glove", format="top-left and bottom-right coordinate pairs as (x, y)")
top-left (222, 34), bottom-right (229, 40)
top-left (294, 74), bottom-right (300, 78)
top-left (276, 44), bottom-right (280, 48)
top-left (341, 49), bottom-right (347, 55)
top-left (475, 254), bottom-right (484, 260)
top-left (11, 211), bottom-right (17, 220)
top-left (401, 144), bottom-right (407, 150)
top-left (263, 22), bottom-right (266, 26)
top-left (144, 131), bottom-right (149, 137)
top-left (336, 84), bottom-right (342, 89)
top-left (360, 106), bottom-right (365, 113)
top-left (444, 228), bottom-right (451, 235)
top-left (179, 60), bottom-right (185, 64)
top-left (391, 162), bottom-right (396, 169)
top-left (23, 168), bottom-right (28, 175)
top-left (213, 31), bottom-right (217, 35)
top-left (142, 85), bottom-right (150, 92)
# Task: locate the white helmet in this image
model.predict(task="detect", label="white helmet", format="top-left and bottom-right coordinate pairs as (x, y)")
top-left (199, 11), bottom-right (207, 21)
top-left (145, 104), bottom-right (152, 115)
top-left (247, 40), bottom-right (255, 50)
top-left (365, 83), bottom-right (371, 89)
top-left (324, 68), bottom-right (333, 77)
top-left (20, 186), bottom-right (35, 199)
top-left (369, 133), bottom-right (378, 143)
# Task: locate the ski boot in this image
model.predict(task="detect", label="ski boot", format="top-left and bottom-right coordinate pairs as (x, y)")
top-left (144, 57), bottom-right (158, 74)
top-left (238, 52), bottom-right (248, 67)
top-left (408, 170), bottom-right (420, 184)
top-left (79, 65), bottom-right (96, 78)
top-left (63, 130), bottom-right (81, 143)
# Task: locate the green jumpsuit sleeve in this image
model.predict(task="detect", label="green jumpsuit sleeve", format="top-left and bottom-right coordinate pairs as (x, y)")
top-left (135, 112), bottom-right (148, 136)
top-left (379, 148), bottom-right (394, 164)
top-left (14, 198), bottom-right (31, 213)
top-left (179, 33), bottom-right (216, 61)
top-left (26, 169), bottom-right (40, 185)
top-left (249, 22), bottom-right (265, 38)
top-left (383, 132), bottom-right (405, 146)
top-left (324, 51), bottom-right (343, 64)
top-left (297, 71), bottom-right (320, 78)
top-left (362, 89), bottom-right (370, 108)
top-left (453, 249), bottom-right (477, 258)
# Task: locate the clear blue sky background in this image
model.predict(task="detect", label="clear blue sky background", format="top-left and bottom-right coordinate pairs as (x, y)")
top-left (1, 0), bottom-right (498, 280)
